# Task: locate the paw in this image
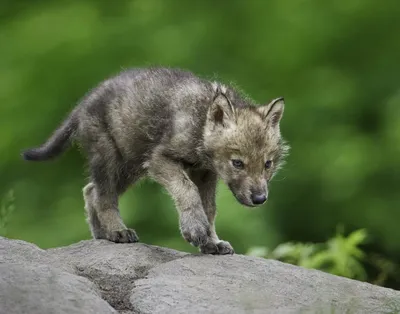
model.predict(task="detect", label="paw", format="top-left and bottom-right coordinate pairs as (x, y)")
top-left (180, 212), bottom-right (210, 247)
top-left (181, 224), bottom-right (210, 247)
top-left (200, 240), bottom-right (235, 255)
top-left (106, 229), bottom-right (139, 243)
top-left (200, 242), bottom-right (219, 254)
top-left (216, 240), bottom-right (235, 255)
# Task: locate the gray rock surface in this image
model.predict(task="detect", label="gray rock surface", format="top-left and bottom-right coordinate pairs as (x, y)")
top-left (0, 236), bottom-right (399, 314)
top-left (0, 264), bottom-right (116, 314)
top-left (47, 240), bottom-right (187, 312)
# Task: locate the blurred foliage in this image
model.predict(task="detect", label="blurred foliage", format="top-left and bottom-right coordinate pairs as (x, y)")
top-left (248, 227), bottom-right (368, 280)
top-left (0, 190), bottom-right (15, 237)
top-left (1, 0), bottom-right (400, 289)
top-left (247, 226), bottom-right (400, 287)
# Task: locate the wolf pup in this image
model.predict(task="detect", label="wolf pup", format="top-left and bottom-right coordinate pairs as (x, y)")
top-left (22, 67), bottom-right (289, 255)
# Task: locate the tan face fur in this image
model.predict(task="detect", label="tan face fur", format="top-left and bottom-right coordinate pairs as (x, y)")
top-left (203, 87), bottom-right (288, 207)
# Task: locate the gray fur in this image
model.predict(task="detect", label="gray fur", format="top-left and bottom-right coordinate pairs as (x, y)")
top-left (22, 67), bottom-right (289, 254)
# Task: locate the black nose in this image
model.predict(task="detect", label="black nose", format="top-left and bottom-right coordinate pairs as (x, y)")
top-left (251, 193), bottom-right (267, 205)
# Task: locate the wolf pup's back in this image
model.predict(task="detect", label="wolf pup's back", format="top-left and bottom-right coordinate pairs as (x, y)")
top-left (22, 67), bottom-right (289, 255)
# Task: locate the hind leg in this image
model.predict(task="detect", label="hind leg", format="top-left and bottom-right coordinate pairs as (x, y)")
top-left (83, 182), bottom-right (107, 239)
top-left (83, 150), bottom-right (140, 243)
top-left (83, 182), bottom-right (138, 243)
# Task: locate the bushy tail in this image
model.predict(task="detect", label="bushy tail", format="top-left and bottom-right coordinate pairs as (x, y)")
top-left (22, 110), bottom-right (79, 161)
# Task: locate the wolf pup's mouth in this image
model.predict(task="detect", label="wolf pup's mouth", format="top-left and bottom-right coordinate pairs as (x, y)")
top-left (233, 194), bottom-right (257, 208)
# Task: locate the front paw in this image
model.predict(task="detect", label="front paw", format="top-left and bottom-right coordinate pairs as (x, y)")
top-left (106, 228), bottom-right (139, 243)
top-left (216, 241), bottom-right (235, 255)
top-left (180, 213), bottom-right (210, 247)
top-left (200, 240), bottom-right (235, 255)
top-left (200, 242), bottom-right (219, 254)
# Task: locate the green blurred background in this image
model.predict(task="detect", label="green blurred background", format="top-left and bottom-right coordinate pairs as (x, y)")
top-left (1, 0), bottom-right (400, 288)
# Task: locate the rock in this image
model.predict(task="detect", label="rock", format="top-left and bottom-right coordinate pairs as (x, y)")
top-left (48, 240), bottom-right (187, 312)
top-left (0, 236), bottom-right (399, 314)
top-left (0, 236), bottom-right (117, 314)
top-left (132, 254), bottom-right (400, 313)
top-left (0, 236), bottom-right (72, 273)
top-left (0, 264), bottom-right (117, 314)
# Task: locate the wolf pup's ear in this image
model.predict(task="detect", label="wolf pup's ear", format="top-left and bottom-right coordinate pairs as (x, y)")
top-left (257, 97), bottom-right (285, 128)
top-left (208, 89), bottom-right (236, 128)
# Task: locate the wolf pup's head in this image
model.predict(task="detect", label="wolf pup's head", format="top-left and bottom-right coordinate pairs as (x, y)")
top-left (203, 84), bottom-right (289, 207)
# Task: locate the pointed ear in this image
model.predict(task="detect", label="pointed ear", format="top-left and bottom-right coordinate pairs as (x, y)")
top-left (207, 92), bottom-right (236, 127)
top-left (257, 97), bottom-right (285, 128)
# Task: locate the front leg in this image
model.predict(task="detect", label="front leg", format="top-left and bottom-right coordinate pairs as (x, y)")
top-left (190, 169), bottom-right (235, 255)
top-left (147, 152), bottom-right (210, 247)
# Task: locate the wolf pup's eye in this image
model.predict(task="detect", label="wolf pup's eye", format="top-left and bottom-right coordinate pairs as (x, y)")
top-left (231, 159), bottom-right (244, 169)
top-left (265, 160), bottom-right (272, 169)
